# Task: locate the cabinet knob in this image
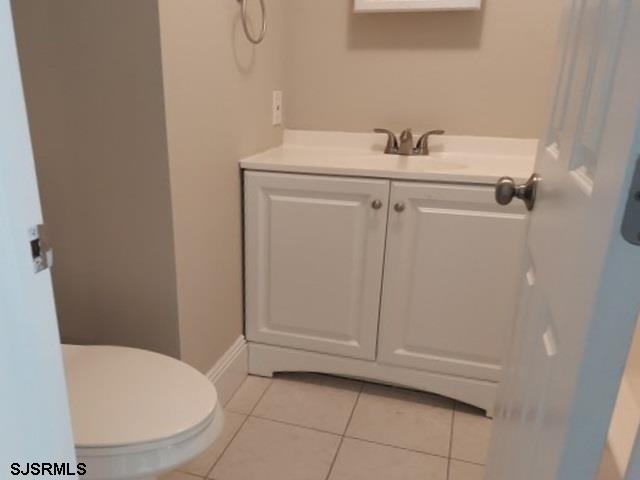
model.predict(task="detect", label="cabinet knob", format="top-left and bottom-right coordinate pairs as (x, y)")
top-left (394, 202), bottom-right (406, 213)
top-left (371, 199), bottom-right (383, 210)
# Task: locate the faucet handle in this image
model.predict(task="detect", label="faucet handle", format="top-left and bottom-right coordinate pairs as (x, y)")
top-left (415, 130), bottom-right (445, 156)
top-left (374, 128), bottom-right (399, 154)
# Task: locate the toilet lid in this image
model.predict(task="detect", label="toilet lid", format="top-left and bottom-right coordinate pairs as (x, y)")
top-left (62, 345), bottom-right (219, 448)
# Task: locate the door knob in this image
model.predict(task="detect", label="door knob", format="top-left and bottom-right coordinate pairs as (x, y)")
top-left (371, 199), bottom-right (383, 210)
top-left (495, 174), bottom-right (541, 211)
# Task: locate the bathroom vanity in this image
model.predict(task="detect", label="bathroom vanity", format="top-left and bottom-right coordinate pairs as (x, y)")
top-left (240, 130), bottom-right (536, 415)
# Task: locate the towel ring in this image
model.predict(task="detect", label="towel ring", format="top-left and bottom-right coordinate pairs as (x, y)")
top-left (238, 0), bottom-right (267, 44)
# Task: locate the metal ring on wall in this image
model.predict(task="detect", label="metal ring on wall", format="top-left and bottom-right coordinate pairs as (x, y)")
top-left (238, 0), bottom-right (267, 44)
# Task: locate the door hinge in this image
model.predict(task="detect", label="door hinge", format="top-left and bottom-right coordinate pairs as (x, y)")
top-left (622, 155), bottom-right (640, 246)
top-left (28, 224), bottom-right (53, 273)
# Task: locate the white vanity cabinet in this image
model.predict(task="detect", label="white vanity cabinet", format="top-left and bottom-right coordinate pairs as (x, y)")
top-left (244, 171), bottom-right (528, 413)
top-left (244, 171), bottom-right (389, 360)
top-left (378, 182), bottom-right (527, 382)
top-left (241, 131), bottom-right (536, 414)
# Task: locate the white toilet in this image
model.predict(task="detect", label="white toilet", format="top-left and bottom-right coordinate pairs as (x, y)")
top-left (62, 345), bottom-right (224, 480)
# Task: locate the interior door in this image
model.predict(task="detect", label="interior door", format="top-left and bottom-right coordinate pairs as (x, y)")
top-left (487, 1), bottom-right (640, 479)
top-left (0, 0), bottom-right (76, 467)
top-left (244, 171), bottom-right (389, 360)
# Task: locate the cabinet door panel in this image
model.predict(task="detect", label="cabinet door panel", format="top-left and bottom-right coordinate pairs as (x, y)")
top-left (245, 171), bottom-right (389, 360)
top-left (379, 182), bottom-right (527, 381)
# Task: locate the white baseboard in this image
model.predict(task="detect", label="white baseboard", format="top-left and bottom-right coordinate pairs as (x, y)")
top-left (206, 336), bottom-right (248, 406)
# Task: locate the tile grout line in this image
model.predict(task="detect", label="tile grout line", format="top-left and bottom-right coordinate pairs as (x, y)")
top-left (249, 413), bottom-right (346, 436)
top-left (204, 376), bottom-right (275, 479)
top-left (343, 381), bottom-right (365, 436)
top-left (446, 402), bottom-right (457, 480)
top-left (449, 402), bottom-right (489, 468)
top-left (248, 376), bottom-right (275, 415)
top-left (172, 472), bottom-right (206, 480)
top-left (343, 434), bottom-right (451, 462)
top-left (449, 458), bottom-right (487, 468)
top-left (322, 381), bottom-right (364, 480)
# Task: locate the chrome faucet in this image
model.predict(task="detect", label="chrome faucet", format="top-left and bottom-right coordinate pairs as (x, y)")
top-left (374, 128), bottom-right (445, 156)
top-left (398, 129), bottom-right (414, 156)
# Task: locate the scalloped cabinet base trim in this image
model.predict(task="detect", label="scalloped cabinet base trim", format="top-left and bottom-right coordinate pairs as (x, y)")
top-left (248, 342), bottom-right (496, 417)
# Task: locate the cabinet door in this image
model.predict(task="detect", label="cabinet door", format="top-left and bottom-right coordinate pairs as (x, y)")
top-left (378, 181), bottom-right (527, 381)
top-left (245, 171), bottom-right (389, 360)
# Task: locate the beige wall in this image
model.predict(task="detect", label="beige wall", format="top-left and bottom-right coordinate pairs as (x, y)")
top-left (12, 0), bottom-right (181, 358)
top-left (14, 0), bottom-right (285, 373)
top-left (284, 0), bottom-right (562, 138)
top-left (13, 0), bottom-right (560, 374)
top-left (158, 0), bottom-right (286, 371)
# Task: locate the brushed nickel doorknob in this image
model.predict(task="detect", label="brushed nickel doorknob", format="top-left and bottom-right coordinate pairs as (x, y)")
top-left (495, 174), bottom-right (541, 211)
top-left (394, 202), bottom-right (406, 213)
top-left (371, 199), bottom-right (383, 210)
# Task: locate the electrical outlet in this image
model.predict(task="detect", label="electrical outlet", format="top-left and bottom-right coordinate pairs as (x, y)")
top-left (272, 90), bottom-right (283, 126)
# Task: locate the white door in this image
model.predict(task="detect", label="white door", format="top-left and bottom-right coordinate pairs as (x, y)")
top-left (378, 182), bottom-right (527, 382)
top-left (244, 171), bottom-right (389, 360)
top-left (0, 0), bottom-right (76, 468)
top-left (487, 0), bottom-right (640, 479)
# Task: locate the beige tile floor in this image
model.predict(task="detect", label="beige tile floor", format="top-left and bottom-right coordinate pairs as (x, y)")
top-left (161, 373), bottom-right (491, 480)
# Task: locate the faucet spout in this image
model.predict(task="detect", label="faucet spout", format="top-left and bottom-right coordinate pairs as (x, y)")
top-left (398, 129), bottom-right (414, 156)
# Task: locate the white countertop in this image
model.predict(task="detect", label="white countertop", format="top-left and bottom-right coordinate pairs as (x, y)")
top-left (240, 130), bottom-right (538, 184)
